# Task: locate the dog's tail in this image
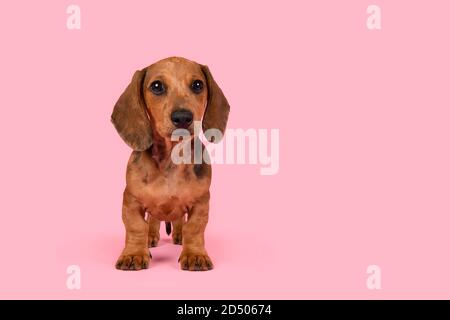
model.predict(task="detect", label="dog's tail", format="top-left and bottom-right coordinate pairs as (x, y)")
top-left (165, 222), bottom-right (172, 235)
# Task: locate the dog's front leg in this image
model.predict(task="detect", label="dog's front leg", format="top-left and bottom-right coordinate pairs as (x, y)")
top-left (115, 190), bottom-right (150, 271)
top-left (148, 216), bottom-right (160, 247)
top-left (178, 195), bottom-right (213, 271)
top-left (172, 216), bottom-right (185, 245)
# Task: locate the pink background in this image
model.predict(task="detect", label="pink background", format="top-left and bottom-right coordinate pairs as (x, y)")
top-left (0, 1), bottom-right (449, 299)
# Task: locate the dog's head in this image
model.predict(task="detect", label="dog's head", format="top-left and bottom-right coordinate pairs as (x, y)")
top-left (111, 57), bottom-right (230, 151)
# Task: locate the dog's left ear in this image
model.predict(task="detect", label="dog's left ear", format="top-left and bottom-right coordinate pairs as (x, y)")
top-left (111, 69), bottom-right (153, 151)
top-left (201, 64), bottom-right (230, 143)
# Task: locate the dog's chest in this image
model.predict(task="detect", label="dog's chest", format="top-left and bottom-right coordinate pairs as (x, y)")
top-left (136, 166), bottom-right (208, 221)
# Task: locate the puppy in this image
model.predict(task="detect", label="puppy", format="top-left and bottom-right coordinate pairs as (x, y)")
top-left (111, 57), bottom-right (230, 271)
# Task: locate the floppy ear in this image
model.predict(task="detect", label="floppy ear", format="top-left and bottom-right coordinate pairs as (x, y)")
top-left (111, 69), bottom-right (152, 151)
top-left (201, 65), bottom-right (230, 143)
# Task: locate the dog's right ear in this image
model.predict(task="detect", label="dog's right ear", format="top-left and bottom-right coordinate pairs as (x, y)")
top-left (111, 69), bottom-right (153, 151)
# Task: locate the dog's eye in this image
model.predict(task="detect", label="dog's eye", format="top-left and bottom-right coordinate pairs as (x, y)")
top-left (191, 80), bottom-right (204, 94)
top-left (150, 80), bottom-right (165, 95)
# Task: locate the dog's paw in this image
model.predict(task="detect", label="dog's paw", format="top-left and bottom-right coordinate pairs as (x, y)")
top-left (148, 234), bottom-right (160, 247)
top-left (115, 252), bottom-right (151, 271)
top-left (178, 251), bottom-right (213, 271)
top-left (172, 232), bottom-right (182, 245)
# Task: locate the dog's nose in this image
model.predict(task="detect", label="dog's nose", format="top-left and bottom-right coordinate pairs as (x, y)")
top-left (171, 109), bottom-right (193, 128)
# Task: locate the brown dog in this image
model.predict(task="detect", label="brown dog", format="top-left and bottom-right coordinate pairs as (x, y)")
top-left (111, 57), bottom-right (230, 271)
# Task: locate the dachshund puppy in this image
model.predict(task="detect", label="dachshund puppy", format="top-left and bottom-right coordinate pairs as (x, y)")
top-left (111, 57), bottom-right (230, 271)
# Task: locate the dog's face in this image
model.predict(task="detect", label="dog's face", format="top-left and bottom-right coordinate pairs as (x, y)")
top-left (144, 57), bottom-right (207, 137)
top-left (111, 57), bottom-right (230, 151)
